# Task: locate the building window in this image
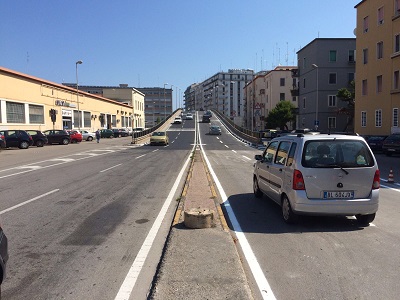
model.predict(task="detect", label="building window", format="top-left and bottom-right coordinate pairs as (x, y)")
top-left (375, 109), bottom-right (382, 127)
top-left (329, 73), bottom-right (337, 84)
top-left (362, 79), bottom-right (368, 95)
top-left (376, 75), bottom-right (383, 93)
top-left (303, 57), bottom-right (306, 68)
top-left (303, 97), bottom-right (306, 109)
top-left (280, 78), bottom-right (285, 86)
top-left (328, 117), bottom-right (336, 129)
top-left (396, 0), bottom-right (400, 16)
top-left (329, 50), bottom-right (337, 62)
top-left (395, 34), bottom-right (400, 53)
top-left (6, 101), bottom-right (25, 123)
top-left (348, 50), bottom-right (356, 62)
top-left (378, 7), bottom-right (384, 25)
top-left (303, 78), bottom-right (306, 88)
top-left (28, 104), bottom-right (44, 124)
top-left (292, 96), bottom-right (296, 102)
top-left (328, 95), bottom-right (337, 107)
top-left (394, 108), bottom-right (399, 127)
top-left (363, 16), bottom-right (369, 33)
top-left (363, 48), bottom-right (368, 64)
top-left (394, 70), bottom-right (400, 89)
top-left (112, 115), bottom-right (116, 127)
top-left (377, 41), bottom-right (383, 59)
top-left (348, 72), bottom-right (355, 84)
top-left (280, 93), bottom-right (285, 101)
top-left (361, 111), bottom-right (367, 127)
top-left (84, 111), bottom-right (91, 127)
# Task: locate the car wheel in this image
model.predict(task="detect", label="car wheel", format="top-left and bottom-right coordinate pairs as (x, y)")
top-left (19, 141), bottom-right (30, 149)
top-left (61, 138), bottom-right (69, 145)
top-left (87, 136), bottom-right (93, 141)
top-left (253, 176), bottom-right (263, 198)
top-left (282, 196), bottom-right (298, 224)
top-left (36, 140), bottom-right (44, 147)
top-left (356, 213), bottom-right (375, 226)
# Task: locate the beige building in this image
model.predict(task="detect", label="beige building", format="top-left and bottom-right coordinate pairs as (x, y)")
top-left (0, 67), bottom-right (144, 132)
top-left (244, 66), bottom-right (297, 131)
top-left (355, 0), bottom-right (400, 134)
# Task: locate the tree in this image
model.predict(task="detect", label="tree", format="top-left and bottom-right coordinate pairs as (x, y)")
top-left (265, 101), bottom-right (296, 130)
top-left (336, 80), bottom-right (355, 132)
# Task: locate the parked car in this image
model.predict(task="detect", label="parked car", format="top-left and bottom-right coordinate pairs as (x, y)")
top-left (150, 131), bottom-right (169, 146)
top-left (0, 223), bottom-right (8, 286)
top-left (100, 129), bottom-right (114, 138)
top-left (382, 133), bottom-right (400, 156)
top-left (209, 124), bottom-right (221, 135)
top-left (253, 133), bottom-right (379, 225)
top-left (43, 129), bottom-right (71, 145)
top-left (366, 135), bottom-right (388, 152)
top-left (133, 127), bottom-right (145, 133)
top-left (173, 116), bottom-right (182, 124)
top-left (0, 133), bottom-right (6, 149)
top-left (0, 130), bottom-right (33, 149)
top-left (25, 130), bottom-right (48, 147)
top-left (112, 129), bottom-right (121, 138)
top-left (66, 130), bottom-right (83, 143)
top-left (118, 128), bottom-right (130, 137)
top-left (81, 130), bottom-right (95, 141)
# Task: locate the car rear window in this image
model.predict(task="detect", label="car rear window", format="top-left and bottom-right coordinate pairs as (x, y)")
top-left (302, 139), bottom-right (374, 168)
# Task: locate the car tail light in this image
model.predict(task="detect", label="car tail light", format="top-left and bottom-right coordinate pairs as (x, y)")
top-left (372, 170), bottom-right (380, 189)
top-left (293, 169), bottom-right (305, 190)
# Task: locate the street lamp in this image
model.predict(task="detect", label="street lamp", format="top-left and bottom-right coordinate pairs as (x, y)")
top-left (75, 60), bottom-right (83, 131)
top-left (153, 101), bottom-right (156, 126)
top-left (312, 64), bottom-right (319, 130)
top-left (163, 83), bottom-right (168, 121)
top-left (170, 85), bottom-right (174, 112)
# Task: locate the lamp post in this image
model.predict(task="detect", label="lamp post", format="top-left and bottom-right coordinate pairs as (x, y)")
top-left (170, 85), bottom-right (174, 112)
top-left (153, 101), bottom-right (156, 126)
top-left (312, 64), bottom-right (319, 130)
top-left (163, 83), bottom-right (168, 121)
top-left (75, 60), bottom-right (83, 131)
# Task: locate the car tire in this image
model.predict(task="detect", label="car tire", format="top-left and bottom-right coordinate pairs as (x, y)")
top-left (253, 177), bottom-right (263, 198)
top-left (61, 138), bottom-right (69, 145)
top-left (87, 136), bottom-right (93, 141)
top-left (36, 140), bottom-right (44, 147)
top-left (282, 196), bottom-right (298, 224)
top-left (19, 141), bottom-right (30, 149)
top-left (356, 213), bottom-right (375, 226)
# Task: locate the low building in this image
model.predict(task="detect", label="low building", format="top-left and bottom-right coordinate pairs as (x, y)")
top-left (0, 67), bottom-right (137, 132)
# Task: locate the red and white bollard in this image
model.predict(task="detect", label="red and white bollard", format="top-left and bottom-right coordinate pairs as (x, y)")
top-left (388, 168), bottom-right (395, 183)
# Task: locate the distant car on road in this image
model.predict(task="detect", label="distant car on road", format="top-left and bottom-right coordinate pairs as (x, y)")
top-left (202, 115), bottom-right (211, 123)
top-left (382, 133), bottom-right (400, 156)
top-left (43, 129), bottom-right (71, 145)
top-left (0, 130), bottom-right (33, 149)
top-left (150, 131), bottom-right (169, 146)
top-left (25, 130), bottom-right (48, 147)
top-left (209, 124), bottom-right (221, 135)
top-left (185, 113), bottom-right (194, 120)
top-left (81, 130), bottom-right (95, 141)
top-left (118, 128), bottom-right (130, 137)
top-left (173, 117), bottom-right (182, 124)
top-left (366, 135), bottom-right (387, 152)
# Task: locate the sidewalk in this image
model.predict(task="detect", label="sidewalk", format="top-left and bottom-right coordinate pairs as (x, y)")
top-left (148, 148), bottom-right (254, 300)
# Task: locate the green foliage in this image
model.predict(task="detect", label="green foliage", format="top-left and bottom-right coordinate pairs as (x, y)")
top-left (336, 80), bottom-right (355, 131)
top-left (265, 101), bottom-right (296, 130)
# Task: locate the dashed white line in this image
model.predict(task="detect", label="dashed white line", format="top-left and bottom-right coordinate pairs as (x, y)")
top-left (242, 155), bottom-right (251, 161)
top-left (100, 164), bottom-right (122, 173)
top-left (232, 150), bottom-right (237, 153)
top-left (135, 154), bottom-right (146, 159)
top-left (224, 145), bottom-right (229, 148)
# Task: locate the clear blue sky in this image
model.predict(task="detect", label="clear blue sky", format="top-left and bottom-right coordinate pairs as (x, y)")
top-left (1, 0), bottom-right (358, 108)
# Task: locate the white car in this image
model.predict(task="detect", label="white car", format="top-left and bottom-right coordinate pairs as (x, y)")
top-left (185, 113), bottom-right (193, 120)
top-left (173, 117), bottom-right (182, 124)
top-left (81, 130), bottom-right (96, 141)
top-left (253, 133), bottom-right (380, 225)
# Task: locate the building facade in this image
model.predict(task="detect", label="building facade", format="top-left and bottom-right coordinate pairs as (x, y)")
top-left (297, 38), bottom-right (356, 132)
top-left (354, 0), bottom-right (400, 135)
top-left (0, 67), bottom-right (138, 132)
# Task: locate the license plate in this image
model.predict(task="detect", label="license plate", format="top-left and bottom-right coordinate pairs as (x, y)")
top-left (323, 191), bottom-right (354, 199)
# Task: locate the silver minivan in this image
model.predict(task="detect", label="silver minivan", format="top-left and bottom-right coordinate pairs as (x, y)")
top-left (253, 133), bottom-right (380, 225)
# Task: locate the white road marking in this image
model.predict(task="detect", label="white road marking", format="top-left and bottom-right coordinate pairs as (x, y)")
top-left (232, 150), bottom-right (237, 153)
top-left (198, 133), bottom-right (276, 300)
top-left (242, 155), bottom-right (251, 161)
top-left (381, 183), bottom-right (400, 192)
top-left (135, 154), bottom-right (146, 159)
top-left (0, 189), bottom-right (59, 215)
top-left (100, 164), bottom-right (122, 173)
top-left (224, 145), bottom-right (229, 148)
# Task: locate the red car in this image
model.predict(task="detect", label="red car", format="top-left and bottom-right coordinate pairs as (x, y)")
top-left (67, 130), bottom-right (83, 143)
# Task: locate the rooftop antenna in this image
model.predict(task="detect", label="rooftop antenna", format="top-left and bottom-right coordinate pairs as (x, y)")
top-left (26, 52), bottom-right (29, 73)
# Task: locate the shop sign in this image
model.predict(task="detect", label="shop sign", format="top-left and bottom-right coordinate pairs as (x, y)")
top-left (62, 109), bottom-right (72, 117)
top-left (55, 99), bottom-right (76, 108)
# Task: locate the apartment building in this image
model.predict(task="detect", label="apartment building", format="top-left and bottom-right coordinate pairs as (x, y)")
top-left (244, 67), bottom-right (298, 131)
top-left (0, 67), bottom-right (136, 132)
top-left (354, 0), bottom-right (400, 134)
top-left (297, 38), bottom-right (356, 132)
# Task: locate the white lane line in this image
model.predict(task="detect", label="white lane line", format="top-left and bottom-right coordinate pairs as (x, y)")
top-left (100, 164), bottom-right (122, 173)
top-left (0, 189), bottom-right (59, 215)
top-left (114, 145), bottom-right (194, 300)
top-left (135, 154), bottom-right (146, 159)
top-left (220, 140), bottom-right (223, 143)
top-left (198, 135), bottom-right (276, 300)
top-left (381, 184), bottom-right (400, 192)
top-left (242, 155), bottom-right (251, 161)
top-left (152, 149), bottom-right (159, 153)
top-left (232, 150), bottom-right (237, 153)
top-left (224, 145), bottom-right (229, 148)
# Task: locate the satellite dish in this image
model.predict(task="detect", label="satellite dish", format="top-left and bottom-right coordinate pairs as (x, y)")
top-left (353, 28), bottom-right (357, 36)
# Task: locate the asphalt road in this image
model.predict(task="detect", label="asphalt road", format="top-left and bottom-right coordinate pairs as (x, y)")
top-left (0, 121), bottom-right (195, 300)
top-left (1, 115), bottom-right (400, 299)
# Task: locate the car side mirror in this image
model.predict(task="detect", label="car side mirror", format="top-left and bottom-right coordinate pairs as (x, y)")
top-left (255, 154), bottom-right (263, 161)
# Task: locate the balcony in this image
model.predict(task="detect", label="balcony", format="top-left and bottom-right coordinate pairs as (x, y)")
top-left (290, 86), bottom-right (299, 96)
